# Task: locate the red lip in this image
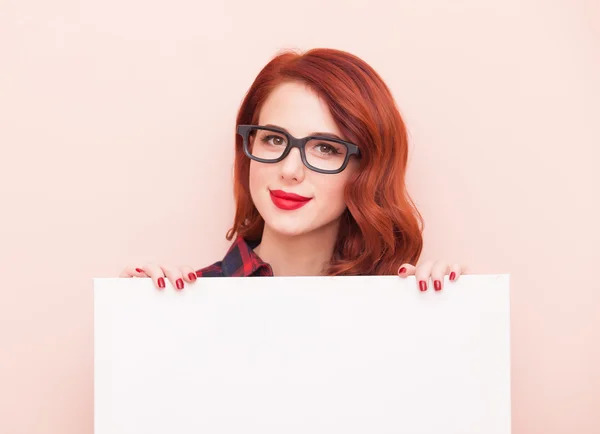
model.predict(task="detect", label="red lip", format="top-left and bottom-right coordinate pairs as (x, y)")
top-left (270, 190), bottom-right (311, 201)
top-left (269, 190), bottom-right (312, 210)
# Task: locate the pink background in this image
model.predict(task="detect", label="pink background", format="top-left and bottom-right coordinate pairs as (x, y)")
top-left (1, 0), bottom-right (598, 433)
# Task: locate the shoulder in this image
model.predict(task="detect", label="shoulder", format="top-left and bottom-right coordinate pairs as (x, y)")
top-left (195, 261), bottom-right (226, 277)
top-left (193, 236), bottom-right (273, 278)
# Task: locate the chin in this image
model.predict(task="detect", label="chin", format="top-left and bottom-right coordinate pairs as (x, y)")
top-left (255, 195), bottom-right (343, 239)
top-left (263, 217), bottom-right (313, 238)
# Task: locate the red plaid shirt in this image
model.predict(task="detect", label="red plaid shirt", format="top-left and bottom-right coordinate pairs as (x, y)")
top-left (195, 236), bottom-right (274, 277)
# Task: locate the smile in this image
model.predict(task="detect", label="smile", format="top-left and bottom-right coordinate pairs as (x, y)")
top-left (269, 190), bottom-right (312, 210)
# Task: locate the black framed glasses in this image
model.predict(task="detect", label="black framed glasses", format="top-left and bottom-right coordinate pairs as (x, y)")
top-left (237, 125), bottom-right (361, 174)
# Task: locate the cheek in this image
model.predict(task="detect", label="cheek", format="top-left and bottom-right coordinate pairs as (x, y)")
top-left (248, 161), bottom-right (274, 201)
top-left (249, 161), bottom-right (265, 190)
top-left (315, 174), bottom-right (351, 207)
top-left (248, 161), bottom-right (257, 191)
top-left (319, 164), bottom-right (358, 208)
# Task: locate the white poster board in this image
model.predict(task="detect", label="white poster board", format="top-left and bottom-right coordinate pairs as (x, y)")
top-left (94, 275), bottom-right (511, 434)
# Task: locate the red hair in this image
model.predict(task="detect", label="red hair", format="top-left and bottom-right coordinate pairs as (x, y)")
top-left (226, 48), bottom-right (423, 275)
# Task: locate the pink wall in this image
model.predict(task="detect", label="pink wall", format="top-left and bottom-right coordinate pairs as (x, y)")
top-left (1, 0), bottom-right (598, 432)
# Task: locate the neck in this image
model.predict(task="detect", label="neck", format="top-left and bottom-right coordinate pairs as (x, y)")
top-left (254, 221), bottom-right (340, 276)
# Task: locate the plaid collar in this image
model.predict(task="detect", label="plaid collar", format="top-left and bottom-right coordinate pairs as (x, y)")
top-left (221, 236), bottom-right (273, 277)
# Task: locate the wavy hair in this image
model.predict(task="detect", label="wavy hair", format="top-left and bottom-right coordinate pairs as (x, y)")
top-left (226, 48), bottom-right (424, 275)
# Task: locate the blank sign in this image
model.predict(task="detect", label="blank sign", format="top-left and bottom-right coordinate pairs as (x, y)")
top-left (94, 274), bottom-right (511, 434)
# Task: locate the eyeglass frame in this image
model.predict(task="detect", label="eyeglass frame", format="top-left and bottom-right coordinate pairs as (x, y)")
top-left (237, 124), bottom-right (361, 174)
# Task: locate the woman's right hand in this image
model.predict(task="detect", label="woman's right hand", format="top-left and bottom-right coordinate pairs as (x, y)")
top-left (119, 264), bottom-right (198, 290)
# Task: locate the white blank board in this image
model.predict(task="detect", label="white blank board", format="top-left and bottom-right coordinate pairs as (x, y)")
top-left (94, 274), bottom-right (511, 434)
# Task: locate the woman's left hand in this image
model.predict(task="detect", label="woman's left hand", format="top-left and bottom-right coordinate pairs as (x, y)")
top-left (397, 260), bottom-right (467, 292)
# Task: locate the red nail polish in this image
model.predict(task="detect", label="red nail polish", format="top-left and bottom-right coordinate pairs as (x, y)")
top-left (157, 277), bottom-right (165, 289)
top-left (135, 268), bottom-right (143, 273)
top-left (176, 279), bottom-right (184, 290)
top-left (434, 280), bottom-right (442, 291)
top-left (450, 272), bottom-right (456, 281)
top-left (419, 280), bottom-right (427, 291)
top-left (188, 273), bottom-right (197, 281)
top-left (398, 267), bottom-right (406, 275)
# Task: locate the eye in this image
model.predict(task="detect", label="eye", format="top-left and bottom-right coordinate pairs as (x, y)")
top-left (316, 144), bottom-right (339, 154)
top-left (264, 135), bottom-right (286, 146)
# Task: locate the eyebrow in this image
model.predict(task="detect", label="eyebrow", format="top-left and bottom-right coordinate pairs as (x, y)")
top-left (263, 124), bottom-right (344, 141)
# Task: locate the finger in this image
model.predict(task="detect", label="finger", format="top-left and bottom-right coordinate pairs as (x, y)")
top-left (141, 263), bottom-right (167, 289)
top-left (397, 263), bottom-right (416, 277)
top-left (180, 266), bottom-right (198, 283)
top-left (415, 260), bottom-right (435, 291)
top-left (448, 263), bottom-right (465, 282)
top-left (430, 261), bottom-right (450, 291)
top-left (161, 265), bottom-right (185, 291)
top-left (119, 266), bottom-right (148, 278)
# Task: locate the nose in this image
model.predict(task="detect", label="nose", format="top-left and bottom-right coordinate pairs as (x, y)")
top-left (278, 148), bottom-right (305, 182)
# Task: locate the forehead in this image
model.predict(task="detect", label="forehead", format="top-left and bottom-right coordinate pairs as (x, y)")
top-left (257, 81), bottom-right (342, 138)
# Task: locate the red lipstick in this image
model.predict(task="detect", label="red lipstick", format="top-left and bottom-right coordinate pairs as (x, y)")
top-left (269, 189), bottom-right (312, 210)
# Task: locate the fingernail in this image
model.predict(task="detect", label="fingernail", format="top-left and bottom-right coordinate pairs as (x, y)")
top-left (398, 267), bottom-right (406, 275)
top-left (450, 272), bottom-right (456, 281)
top-left (419, 280), bottom-right (427, 291)
top-left (135, 268), bottom-right (144, 273)
top-left (434, 280), bottom-right (442, 291)
top-left (176, 278), bottom-right (184, 290)
top-left (188, 273), bottom-right (197, 281)
top-left (157, 277), bottom-right (165, 289)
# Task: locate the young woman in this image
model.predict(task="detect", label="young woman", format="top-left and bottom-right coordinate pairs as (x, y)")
top-left (120, 48), bottom-right (466, 291)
